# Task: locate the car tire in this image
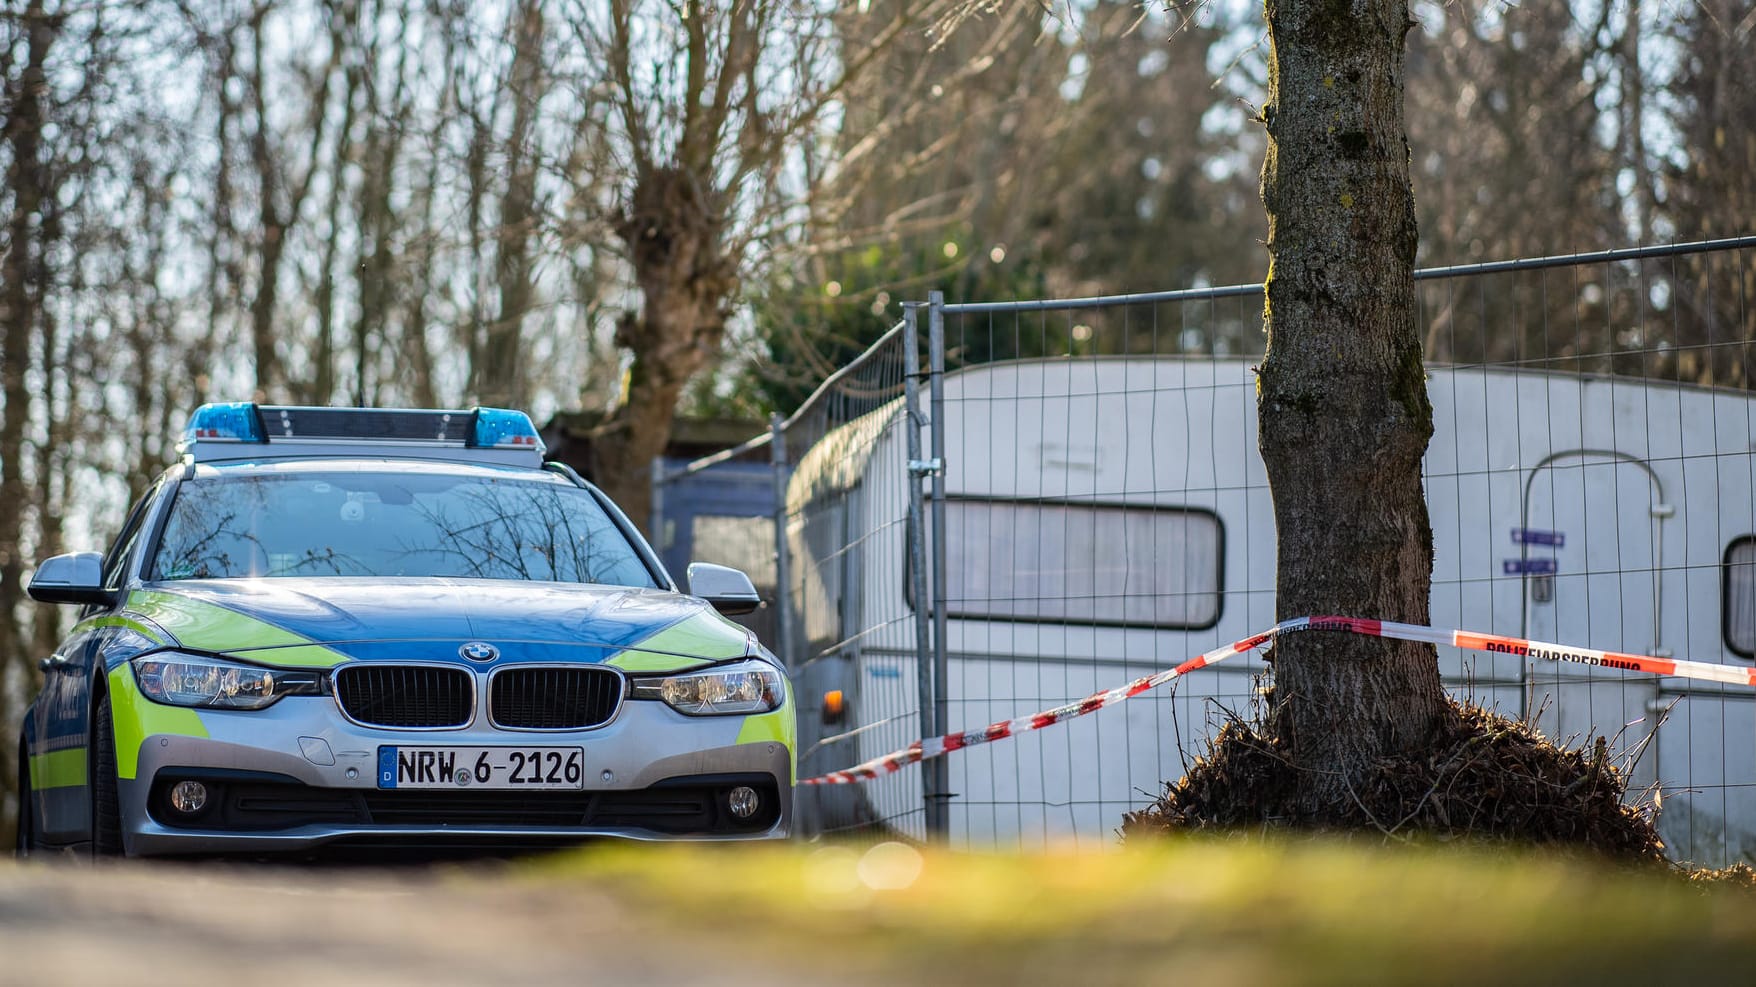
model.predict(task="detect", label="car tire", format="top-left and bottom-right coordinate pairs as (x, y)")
top-left (91, 691), bottom-right (124, 857)
top-left (14, 737), bottom-right (33, 858)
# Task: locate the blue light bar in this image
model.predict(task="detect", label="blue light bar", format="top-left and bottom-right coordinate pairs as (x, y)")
top-left (471, 407), bottom-right (546, 455)
top-left (182, 403), bottom-right (266, 447)
top-left (178, 402), bottom-right (548, 467)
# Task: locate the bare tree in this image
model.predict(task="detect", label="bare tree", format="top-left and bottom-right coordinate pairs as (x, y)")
top-left (189, 4), bottom-right (243, 396)
top-left (310, 5), bottom-right (362, 405)
top-left (396, 47), bottom-right (447, 409)
top-left (350, 0), bottom-right (408, 407)
top-left (242, 0), bottom-right (341, 399)
top-left (570, 0), bottom-right (950, 524)
top-left (1657, 0), bottom-right (1756, 389)
top-left (0, 2), bottom-right (59, 835)
top-left (1404, 1), bottom-right (1625, 269)
top-left (474, 0), bottom-right (546, 409)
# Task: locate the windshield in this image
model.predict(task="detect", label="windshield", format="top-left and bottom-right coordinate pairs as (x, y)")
top-left (149, 471), bottom-right (658, 587)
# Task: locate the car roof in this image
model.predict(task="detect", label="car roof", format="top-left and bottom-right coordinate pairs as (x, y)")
top-left (185, 457), bottom-right (575, 485)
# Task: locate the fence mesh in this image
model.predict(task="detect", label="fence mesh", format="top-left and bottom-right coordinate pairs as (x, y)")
top-left (776, 325), bottom-right (924, 840)
top-left (662, 237), bottom-right (1756, 863)
top-left (1410, 243), bottom-right (1756, 865)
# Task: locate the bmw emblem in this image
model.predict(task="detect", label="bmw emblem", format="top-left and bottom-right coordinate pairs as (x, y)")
top-left (459, 641), bottom-right (499, 663)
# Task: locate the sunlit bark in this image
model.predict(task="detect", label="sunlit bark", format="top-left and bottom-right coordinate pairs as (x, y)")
top-left (1256, 0), bottom-right (1450, 808)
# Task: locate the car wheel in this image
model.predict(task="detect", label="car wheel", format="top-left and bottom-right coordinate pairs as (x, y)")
top-left (14, 737), bottom-right (34, 858)
top-left (91, 691), bottom-right (124, 857)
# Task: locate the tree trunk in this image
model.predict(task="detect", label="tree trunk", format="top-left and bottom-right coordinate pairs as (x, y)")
top-left (0, 3), bottom-right (55, 829)
top-left (1255, 0), bottom-right (1449, 810)
top-left (246, 9), bottom-right (285, 400)
top-left (399, 76), bottom-right (443, 410)
top-left (29, 161), bottom-right (67, 666)
top-left (197, 28), bottom-right (238, 397)
top-left (245, 1), bottom-right (338, 402)
top-left (1, 0), bottom-right (55, 698)
top-left (594, 164), bottom-right (737, 529)
top-left (459, 19), bottom-right (496, 403)
top-left (313, 50), bottom-right (359, 406)
top-left (351, 79), bottom-right (392, 406)
top-left (477, 0), bottom-right (545, 410)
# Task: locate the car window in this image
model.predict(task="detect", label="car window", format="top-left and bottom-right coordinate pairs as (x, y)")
top-left (101, 489), bottom-right (158, 590)
top-left (148, 472), bottom-right (658, 587)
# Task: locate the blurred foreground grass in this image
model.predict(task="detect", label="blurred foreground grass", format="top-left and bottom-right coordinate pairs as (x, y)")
top-left (530, 838), bottom-right (1756, 986)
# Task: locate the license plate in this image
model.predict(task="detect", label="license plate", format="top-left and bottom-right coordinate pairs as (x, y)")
top-left (377, 746), bottom-right (585, 790)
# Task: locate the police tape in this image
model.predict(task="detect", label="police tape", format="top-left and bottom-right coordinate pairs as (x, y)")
top-left (797, 615), bottom-right (1756, 786)
top-left (800, 630), bottom-right (1275, 786)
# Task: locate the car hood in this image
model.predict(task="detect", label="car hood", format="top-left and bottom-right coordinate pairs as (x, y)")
top-left (119, 578), bottom-right (756, 672)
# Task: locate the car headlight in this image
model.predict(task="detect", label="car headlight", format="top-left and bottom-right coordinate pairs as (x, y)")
top-left (131, 652), bottom-right (326, 710)
top-left (628, 659), bottom-right (786, 716)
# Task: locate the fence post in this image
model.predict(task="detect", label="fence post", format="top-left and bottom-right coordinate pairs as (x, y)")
top-left (926, 290), bottom-right (951, 841)
top-left (769, 413), bottom-right (795, 670)
top-left (902, 302), bottom-right (943, 841)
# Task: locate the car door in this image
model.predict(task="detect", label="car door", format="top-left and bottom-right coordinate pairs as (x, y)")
top-left (34, 623), bottom-right (101, 844)
top-left (37, 489), bottom-right (157, 842)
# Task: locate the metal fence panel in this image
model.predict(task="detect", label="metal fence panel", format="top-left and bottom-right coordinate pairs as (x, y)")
top-left (923, 237), bottom-right (1756, 859)
top-left (929, 300), bottom-right (1272, 849)
top-left (658, 323), bottom-right (929, 839)
top-left (659, 236), bottom-right (1756, 862)
top-left (779, 323), bottom-right (925, 839)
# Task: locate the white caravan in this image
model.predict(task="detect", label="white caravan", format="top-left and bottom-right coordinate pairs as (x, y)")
top-left (782, 357), bottom-right (1756, 861)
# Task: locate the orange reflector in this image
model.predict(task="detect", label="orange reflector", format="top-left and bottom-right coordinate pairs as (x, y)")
top-left (823, 690), bottom-right (845, 717)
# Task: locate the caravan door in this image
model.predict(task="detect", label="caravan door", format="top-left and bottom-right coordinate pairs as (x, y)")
top-left (1523, 452), bottom-right (1665, 654)
top-left (1521, 451), bottom-right (1663, 791)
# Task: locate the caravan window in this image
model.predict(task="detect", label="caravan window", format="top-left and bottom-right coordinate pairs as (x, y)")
top-left (1725, 537), bottom-right (1756, 659)
top-left (943, 499), bottom-right (1222, 629)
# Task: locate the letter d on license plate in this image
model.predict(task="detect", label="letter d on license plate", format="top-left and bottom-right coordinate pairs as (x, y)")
top-left (377, 746), bottom-right (585, 790)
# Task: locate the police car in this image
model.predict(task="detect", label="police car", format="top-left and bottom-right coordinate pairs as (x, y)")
top-left (14, 405), bottom-right (793, 856)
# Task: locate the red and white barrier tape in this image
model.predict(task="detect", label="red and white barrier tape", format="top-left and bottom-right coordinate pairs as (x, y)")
top-left (799, 615), bottom-right (1756, 786)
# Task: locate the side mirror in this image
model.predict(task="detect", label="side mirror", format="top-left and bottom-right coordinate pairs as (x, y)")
top-left (27, 552), bottom-right (114, 607)
top-left (686, 562), bottom-right (762, 616)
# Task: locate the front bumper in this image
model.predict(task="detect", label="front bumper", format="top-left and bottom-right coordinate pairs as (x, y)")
top-left (117, 689), bottom-right (793, 856)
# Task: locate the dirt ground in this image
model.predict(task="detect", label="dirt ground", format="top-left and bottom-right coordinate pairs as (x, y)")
top-left (11, 840), bottom-right (1756, 987)
top-left (0, 856), bottom-right (804, 987)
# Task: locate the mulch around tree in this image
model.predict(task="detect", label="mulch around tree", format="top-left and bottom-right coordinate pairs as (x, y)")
top-left (1123, 696), bottom-right (1667, 862)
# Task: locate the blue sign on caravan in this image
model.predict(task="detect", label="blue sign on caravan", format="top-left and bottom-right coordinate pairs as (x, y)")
top-left (1503, 558), bottom-right (1559, 575)
top-left (1511, 528), bottom-right (1566, 547)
